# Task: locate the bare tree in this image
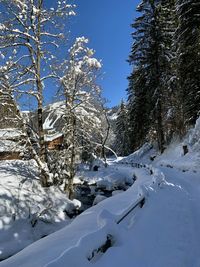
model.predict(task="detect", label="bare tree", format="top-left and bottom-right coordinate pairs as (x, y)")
top-left (59, 37), bottom-right (102, 199)
top-left (0, 0), bottom-right (75, 186)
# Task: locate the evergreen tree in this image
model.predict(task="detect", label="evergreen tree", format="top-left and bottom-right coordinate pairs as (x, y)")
top-left (127, 1), bottom-right (154, 151)
top-left (156, 0), bottom-right (177, 143)
top-left (114, 100), bottom-right (129, 156)
top-left (127, 0), bottom-right (176, 152)
top-left (176, 0), bottom-right (200, 134)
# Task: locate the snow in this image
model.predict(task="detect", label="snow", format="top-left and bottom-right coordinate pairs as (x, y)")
top-left (152, 121), bottom-right (200, 172)
top-left (0, 140), bottom-right (22, 153)
top-left (86, 58), bottom-right (101, 69)
top-left (42, 100), bottom-right (101, 136)
top-left (119, 142), bottom-right (156, 165)
top-left (0, 160), bottom-right (78, 261)
top-left (77, 164), bottom-right (134, 189)
top-left (0, 164), bottom-right (157, 267)
top-left (44, 133), bottom-right (63, 142)
top-left (43, 101), bottom-right (65, 130)
top-left (0, 129), bottom-right (25, 153)
top-left (0, 129), bottom-right (23, 139)
top-left (98, 169), bottom-right (200, 267)
top-left (71, 199), bottom-right (82, 209)
top-left (0, 124), bottom-right (200, 266)
top-left (154, 141), bottom-right (200, 172)
top-left (43, 114), bottom-right (54, 130)
top-left (93, 195), bottom-right (107, 205)
top-left (109, 113), bottom-right (118, 121)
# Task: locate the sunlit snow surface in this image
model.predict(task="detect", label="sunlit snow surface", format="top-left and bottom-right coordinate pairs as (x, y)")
top-left (0, 119), bottom-right (200, 266)
top-left (0, 160), bottom-right (75, 261)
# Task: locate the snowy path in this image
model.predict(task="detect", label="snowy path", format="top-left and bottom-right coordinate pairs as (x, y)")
top-left (94, 167), bottom-right (200, 267)
top-left (1, 164), bottom-right (200, 267)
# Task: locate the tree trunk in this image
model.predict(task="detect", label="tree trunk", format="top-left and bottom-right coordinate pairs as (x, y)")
top-left (101, 109), bottom-right (110, 167)
top-left (156, 98), bottom-right (165, 153)
top-left (13, 93), bottom-right (49, 187)
top-left (36, 0), bottom-right (47, 164)
top-left (63, 94), bottom-right (76, 200)
top-left (66, 114), bottom-right (76, 200)
top-left (35, 0), bottom-right (48, 185)
top-left (37, 99), bottom-right (46, 162)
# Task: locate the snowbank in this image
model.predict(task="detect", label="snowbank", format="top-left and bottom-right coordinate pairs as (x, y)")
top-left (0, 160), bottom-right (75, 260)
top-left (117, 120), bottom-right (200, 172)
top-left (154, 119), bottom-right (200, 172)
top-left (0, 167), bottom-right (163, 267)
top-left (118, 143), bottom-right (156, 165)
top-left (77, 164), bottom-right (134, 190)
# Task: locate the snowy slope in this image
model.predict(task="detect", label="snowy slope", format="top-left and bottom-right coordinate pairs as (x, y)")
top-left (42, 100), bottom-right (101, 131)
top-left (0, 160), bottom-right (79, 261)
top-left (107, 106), bottom-right (119, 121)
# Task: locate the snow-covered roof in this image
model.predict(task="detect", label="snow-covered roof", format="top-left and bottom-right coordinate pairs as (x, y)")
top-left (109, 113), bottom-right (118, 120)
top-left (0, 128), bottom-right (23, 139)
top-left (44, 132), bottom-right (63, 142)
top-left (0, 129), bottom-right (25, 153)
top-left (0, 140), bottom-right (22, 152)
top-left (43, 101), bottom-right (65, 130)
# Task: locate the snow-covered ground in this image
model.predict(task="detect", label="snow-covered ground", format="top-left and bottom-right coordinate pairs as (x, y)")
top-left (0, 160), bottom-right (79, 261)
top-left (1, 160), bottom-right (200, 267)
top-left (0, 119), bottom-right (200, 266)
top-left (0, 158), bottom-right (137, 262)
top-left (0, 164), bottom-right (157, 267)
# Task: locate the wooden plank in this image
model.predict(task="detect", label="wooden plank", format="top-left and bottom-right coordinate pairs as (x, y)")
top-left (116, 196), bottom-right (145, 224)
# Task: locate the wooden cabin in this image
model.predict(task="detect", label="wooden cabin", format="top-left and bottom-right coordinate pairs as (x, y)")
top-left (0, 129), bottom-right (25, 160)
top-left (45, 133), bottom-right (64, 150)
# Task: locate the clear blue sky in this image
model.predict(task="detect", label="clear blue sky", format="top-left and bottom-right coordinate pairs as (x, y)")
top-left (70, 0), bottom-right (140, 107)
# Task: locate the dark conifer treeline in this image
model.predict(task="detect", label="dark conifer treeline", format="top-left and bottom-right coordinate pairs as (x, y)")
top-left (124, 0), bottom-right (200, 153)
top-left (114, 100), bottom-right (130, 156)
